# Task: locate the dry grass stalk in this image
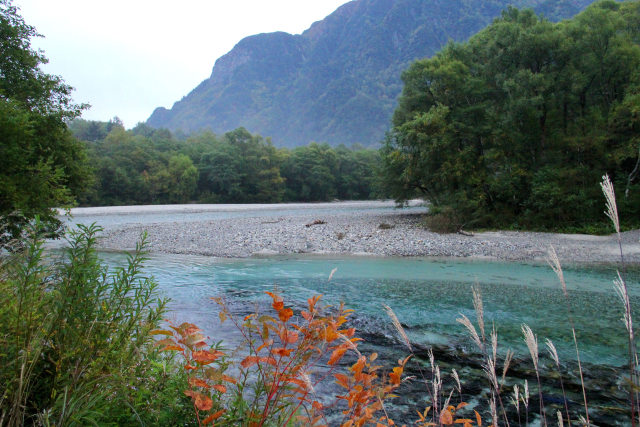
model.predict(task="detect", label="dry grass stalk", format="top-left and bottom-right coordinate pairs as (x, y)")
top-left (522, 324), bottom-right (546, 425)
top-left (301, 372), bottom-right (314, 393)
top-left (452, 369), bottom-right (461, 396)
top-left (502, 349), bottom-right (514, 386)
top-left (490, 395), bottom-right (498, 426)
top-left (473, 285), bottom-right (485, 341)
top-left (457, 314), bottom-right (483, 351)
top-left (547, 246), bottom-right (567, 297)
top-left (546, 338), bottom-right (570, 425)
top-left (491, 326), bottom-right (498, 367)
top-left (428, 348), bottom-right (435, 373)
top-left (522, 324), bottom-right (539, 372)
top-left (383, 304), bottom-right (412, 352)
top-left (601, 174), bottom-right (620, 235)
top-left (614, 269), bottom-right (640, 424)
top-left (484, 357), bottom-right (499, 391)
top-left (614, 271), bottom-right (633, 335)
top-left (523, 380), bottom-right (530, 426)
top-left (338, 332), bottom-right (362, 358)
top-left (547, 245), bottom-right (590, 425)
top-left (433, 365), bottom-right (441, 415)
top-left (512, 384), bottom-right (521, 425)
top-left (442, 389), bottom-right (453, 416)
top-left (602, 175), bottom-right (639, 425)
top-left (545, 339), bottom-right (559, 367)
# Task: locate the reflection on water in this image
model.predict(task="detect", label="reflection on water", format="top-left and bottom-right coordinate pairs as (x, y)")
top-left (98, 251), bottom-right (638, 367)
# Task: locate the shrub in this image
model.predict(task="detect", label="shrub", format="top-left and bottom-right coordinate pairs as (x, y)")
top-left (156, 293), bottom-right (411, 426)
top-left (423, 206), bottom-right (465, 233)
top-left (0, 221), bottom-right (173, 426)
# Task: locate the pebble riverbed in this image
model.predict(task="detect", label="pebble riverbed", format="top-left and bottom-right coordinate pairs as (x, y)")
top-left (73, 202), bottom-right (640, 263)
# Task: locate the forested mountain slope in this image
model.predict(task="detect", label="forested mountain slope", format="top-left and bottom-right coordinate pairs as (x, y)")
top-left (147, 0), bottom-right (596, 147)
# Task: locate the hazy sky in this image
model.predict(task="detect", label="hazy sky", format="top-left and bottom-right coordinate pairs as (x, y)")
top-left (14, 0), bottom-right (351, 128)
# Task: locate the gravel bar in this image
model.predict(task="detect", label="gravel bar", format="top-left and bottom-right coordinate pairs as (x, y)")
top-left (71, 203), bottom-right (640, 264)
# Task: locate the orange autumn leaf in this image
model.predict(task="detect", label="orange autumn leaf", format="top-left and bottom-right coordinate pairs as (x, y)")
top-left (161, 345), bottom-right (184, 352)
top-left (454, 419), bottom-right (474, 424)
top-left (325, 326), bottom-right (339, 342)
top-left (212, 384), bottom-right (227, 393)
top-left (195, 394), bottom-right (213, 411)
top-left (185, 364), bottom-right (198, 370)
top-left (328, 347), bottom-right (347, 365)
top-left (475, 411), bottom-right (482, 427)
top-left (185, 333), bottom-right (207, 346)
top-left (184, 390), bottom-right (213, 411)
top-left (183, 390), bottom-right (198, 398)
top-left (188, 377), bottom-right (211, 388)
top-left (260, 356), bottom-right (277, 366)
top-left (308, 295), bottom-right (321, 311)
top-left (193, 350), bottom-right (224, 364)
top-left (222, 374), bottom-right (237, 384)
top-left (389, 365), bottom-right (403, 385)
top-left (266, 291), bottom-right (284, 310)
top-left (284, 330), bottom-right (299, 344)
top-left (335, 373), bottom-right (350, 389)
top-left (203, 409), bottom-right (226, 425)
top-left (279, 307), bottom-right (294, 322)
top-left (154, 338), bottom-right (175, 347)
top-left (256, 339), bottom-right (273, 353)
top-left (272, 347), bottom-right (293, 357)
top-left (457, 402), bottom-right (469, 410)
top-left (440, 409), bottom-right (454, 425)
top-left (241, 356), bottom-right (260, 368)
top-left (351, 356), bottom-right (366, 375)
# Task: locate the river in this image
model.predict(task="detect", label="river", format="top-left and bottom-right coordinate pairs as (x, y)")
top-left (59, 202), bottom-right (638, 424)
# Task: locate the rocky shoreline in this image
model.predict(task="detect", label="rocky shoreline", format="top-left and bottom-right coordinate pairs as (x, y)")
top-left (79, 204), bottom-right (640, 264)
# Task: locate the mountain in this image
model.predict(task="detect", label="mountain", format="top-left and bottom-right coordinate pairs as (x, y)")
top-left (147, 0), bottom-right (597, 147)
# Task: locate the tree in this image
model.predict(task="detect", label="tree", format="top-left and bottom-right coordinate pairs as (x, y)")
top-left (383, 1), bottom-right (640, 230)
top-left (0, 0), bottom-right (90, 247)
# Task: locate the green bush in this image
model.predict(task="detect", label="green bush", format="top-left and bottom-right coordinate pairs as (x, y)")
top-left (0, 221), bottom-right (189, 426)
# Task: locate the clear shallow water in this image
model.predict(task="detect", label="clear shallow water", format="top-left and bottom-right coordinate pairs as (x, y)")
top-left (98, 251), bottom-right (639, 367)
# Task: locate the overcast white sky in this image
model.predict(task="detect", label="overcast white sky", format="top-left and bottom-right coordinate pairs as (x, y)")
top-left (14, 0), bottom-right (350, 128)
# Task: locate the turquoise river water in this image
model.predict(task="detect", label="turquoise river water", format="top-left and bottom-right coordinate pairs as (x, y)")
top-left (99, 251), bottom-right (638, 367)
top-left (95, 249), bottom-right (639, 424)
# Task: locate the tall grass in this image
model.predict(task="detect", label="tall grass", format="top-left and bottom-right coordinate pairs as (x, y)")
top-left (0, 221), bottom-right (177, 426)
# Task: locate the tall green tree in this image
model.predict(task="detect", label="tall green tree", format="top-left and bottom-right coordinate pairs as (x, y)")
top-left (0, 0), bottom-right (89, 247)
top-left (384, 1), bottom-right (640, 230)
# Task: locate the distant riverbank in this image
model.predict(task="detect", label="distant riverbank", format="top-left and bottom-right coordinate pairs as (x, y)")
top-left (56, 201), bottom-right (640, 263)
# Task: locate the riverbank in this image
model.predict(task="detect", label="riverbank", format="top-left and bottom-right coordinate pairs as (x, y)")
top-left (59, 201), bottom-right (640, 263)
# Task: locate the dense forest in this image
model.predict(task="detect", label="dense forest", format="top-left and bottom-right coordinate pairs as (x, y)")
top-left (383, 0), bottom-right (640, 231)
top-left (70, 119), bottom-right (384, 206)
